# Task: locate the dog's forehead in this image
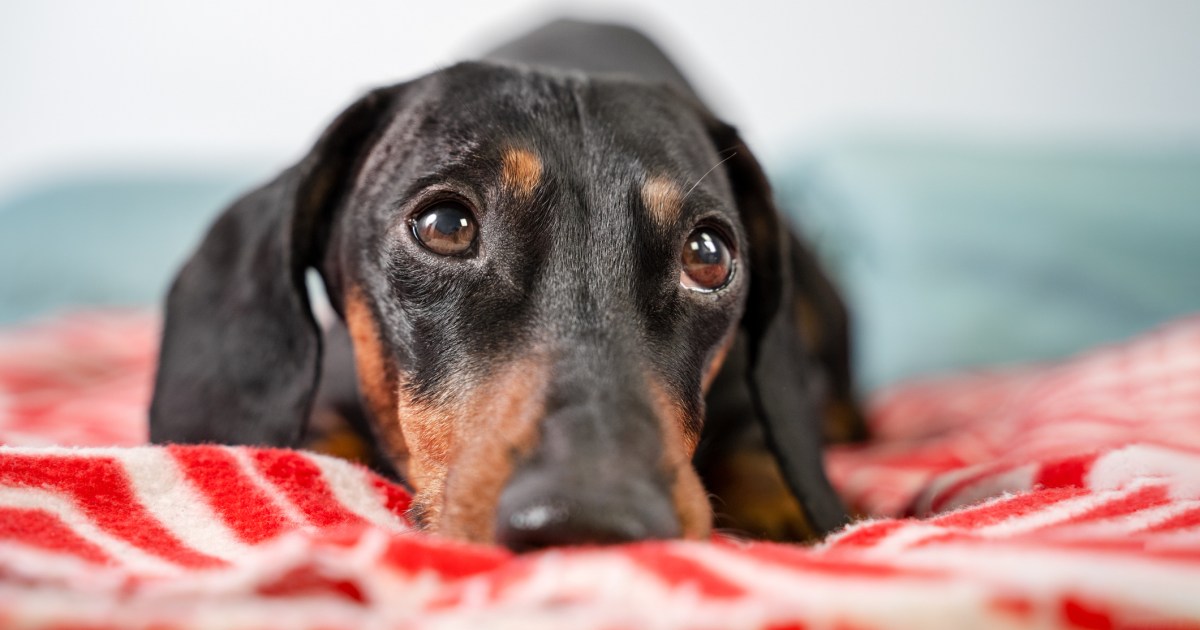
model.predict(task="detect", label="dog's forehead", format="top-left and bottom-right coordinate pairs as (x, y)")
top-left (362, 62), bottom-right (731, 201)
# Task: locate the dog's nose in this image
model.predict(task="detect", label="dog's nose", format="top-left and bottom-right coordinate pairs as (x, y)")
top-left (497, 499), bottom-right (670, 552)
top-left (495, 476), bottom-right (681, 552)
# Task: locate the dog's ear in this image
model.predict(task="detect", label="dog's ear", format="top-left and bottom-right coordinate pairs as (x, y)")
top-left (150, 88), bottom-right (396, 446)
top-left (706, 120), bottom-right (854, 534)
top-left (788, 234), bottom-right (869, 445)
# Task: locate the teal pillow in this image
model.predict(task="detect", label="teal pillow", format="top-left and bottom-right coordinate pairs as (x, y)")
top-left (0, 171), bottom-right (263, 324)
top-left (774, 138), bottom-right (1200, 390)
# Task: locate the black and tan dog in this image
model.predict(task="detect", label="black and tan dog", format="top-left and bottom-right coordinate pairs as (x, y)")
top-left (150, 19), bottom-right (864, 551)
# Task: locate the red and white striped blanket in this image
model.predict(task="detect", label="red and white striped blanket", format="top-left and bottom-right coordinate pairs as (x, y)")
top-left (1, 312), bottom-right (1198, 629)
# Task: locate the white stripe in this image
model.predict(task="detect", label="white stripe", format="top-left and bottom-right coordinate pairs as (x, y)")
top-left (0, 485), bottom-right (179, 576)
top-left (228, 447), bottom-right (313, 528)
top-left (309, 454), bottom-right (409, 532)
top-left (0, 583), bottom-right (376, 629)
top-left (1089, 444), bottom-right (1200, 499)
top-left (680, 544), bottom-right (1023, 630)
top-left (0, 542), bottom-right (132, 587)
top-left (486, 550), bottom-right (717, 628)
top-left (114, 448), bottom-right (252, 560)
top-left (0, 445), bottom-right (138, 458)
top-left (0, 430), bottom-right (60, 448)
top-left (877, 541), bottom-right (1200, 618)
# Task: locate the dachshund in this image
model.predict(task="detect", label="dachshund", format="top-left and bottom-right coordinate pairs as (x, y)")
top-left (150, 19), bottom-right (865, 551)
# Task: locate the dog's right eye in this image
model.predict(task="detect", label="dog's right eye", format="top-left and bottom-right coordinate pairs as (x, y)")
top-left (680, 227), bottom-right (734, 292)
top-left (411, 201), bottom-right (478, 256)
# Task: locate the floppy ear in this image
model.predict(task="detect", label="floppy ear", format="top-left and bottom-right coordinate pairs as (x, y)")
top-left (788, 234), bottom-right (869, 445)
top-left (707, 121), bottom-right (854, 534)
top-left (150, 88), bottom-right (396, 446)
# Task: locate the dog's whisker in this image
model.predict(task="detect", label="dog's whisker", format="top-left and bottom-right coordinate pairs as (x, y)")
top-left (711, 527), bottom-right (750, 543)
top-left (683, 150), bottom-right (737, 200)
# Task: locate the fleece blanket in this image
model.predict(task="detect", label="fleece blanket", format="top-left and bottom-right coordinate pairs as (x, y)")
top-left (1, 312), bottom-right (1198, 629)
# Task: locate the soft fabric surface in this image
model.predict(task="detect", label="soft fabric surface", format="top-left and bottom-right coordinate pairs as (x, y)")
top-left (1, 312), bottom-right (1199, 629)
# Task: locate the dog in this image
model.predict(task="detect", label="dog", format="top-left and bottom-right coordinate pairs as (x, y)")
top-left (150, 19), bottom-right (865, 551)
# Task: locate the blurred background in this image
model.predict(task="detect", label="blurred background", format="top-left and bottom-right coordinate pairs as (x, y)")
top-left (2, 0), bottom-right (1198, 390)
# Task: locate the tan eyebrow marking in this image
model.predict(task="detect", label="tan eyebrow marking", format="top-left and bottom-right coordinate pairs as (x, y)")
top-left (641, 175), bottom-right (684, 225)
top-left (501, 147), bottom-right (543, 198)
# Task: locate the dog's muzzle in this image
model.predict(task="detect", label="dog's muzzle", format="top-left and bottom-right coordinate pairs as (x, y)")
top-left (493, 405), bottom-right (682, 552)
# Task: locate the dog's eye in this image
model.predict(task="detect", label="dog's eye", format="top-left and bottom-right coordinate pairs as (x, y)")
top-left (680, 228), bottom-right (733, 291)
top-left (411, 201), bottom-right (478, 256)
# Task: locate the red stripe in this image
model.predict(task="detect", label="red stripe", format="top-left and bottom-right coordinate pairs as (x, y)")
top-left (1046, 484), bottom-right (1170, 530)
top-left (249, 450), bottom-right (364, 528)
top-left (734, 541), bottom-right (944, 579)
top-left (425, 551), bottom-right (531, 610)
top-left (1141, 505), bottom-right (1200, 534)
top-left (989, 594), bottom-right (1035, 621)
top-left (916, 534), bottom-right (1200, 563)
top-left (382, 536), bottom-right (510, 580)
top-left (368, 474), bottom-right (413, 523)
top-left (1035, 453), bottom-right (1099, 489)
top-left (908, 530), bottom-right (996, 548)
top-left (255, 565), bottom-right (368, 603)
top-left (763, 623), bottom-right (808, 630)
top-left (624, 546), bottom-right (744, 599)
top-left (824, 519), bottom-right (908, 549)
top-left (1025, 537), bottom-right (1200, 562)
top-left (1062, 596), bottom-right (1115, 630)
top-left (167, 445), bottom-right (290, 544)
top-left (0, 507), bottom-right (112, 565)
top-left (843, 448), bottom-right (970, 471)
top-left (0, 454), bottom-right (223, 568)
top-left (930, 487), bottom-right (1083, 529)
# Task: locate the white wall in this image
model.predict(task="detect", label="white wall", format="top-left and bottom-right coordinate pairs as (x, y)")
top-left (3, 0), bottom-right (1200, 198)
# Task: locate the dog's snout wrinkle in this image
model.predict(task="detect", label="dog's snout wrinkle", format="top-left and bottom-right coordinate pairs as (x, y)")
top-left (535, 396), bottom-right (663, 470)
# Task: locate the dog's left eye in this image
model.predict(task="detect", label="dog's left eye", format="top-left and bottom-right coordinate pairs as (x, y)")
top-left (680, 227), bottom-right (733, 291)
top-left (411, 201), bottom-right (478, 256)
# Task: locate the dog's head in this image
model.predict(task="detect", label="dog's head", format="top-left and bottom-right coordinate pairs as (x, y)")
top-left (151, 62), bottom-right (847, 549)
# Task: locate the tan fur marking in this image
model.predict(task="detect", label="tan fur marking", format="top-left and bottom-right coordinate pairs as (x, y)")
top-left (307, 424), bottom-right (373, 464)
top-left (706, 448), bottom-right (818, 542)
top-left (701, 329), bottom-right (738, 394)
top-left (649, 379), bottom-right (712, 540)
top-left (344, 288), bottom-right (409, 468)
top-left (641, 176), bottom-right (684, 226)
top-left (501, 147), bottom-right (543, 198)
top-left (395, 389), bottom-right (454, 530)
top-left (398, 358), bottom-right (550, 542)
